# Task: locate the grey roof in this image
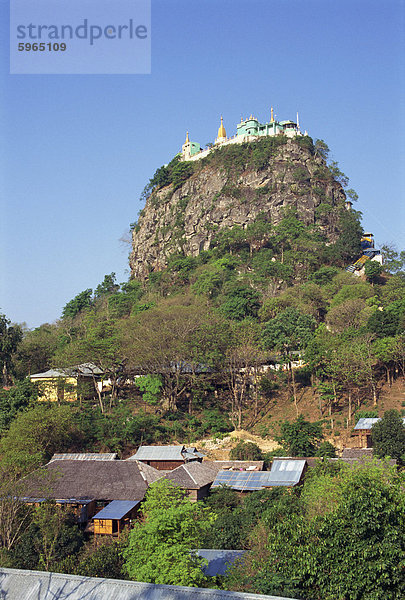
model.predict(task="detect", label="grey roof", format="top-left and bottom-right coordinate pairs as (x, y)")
top-left (21, 460), bottom-right (149, 502)
top-left (92, 500), bottom-right (140, 520)
top-left (212, 460), bottom-right (306, 491)
top-left (184, 447), bottom-right (205, 459)
top-left (128, 445), bottom-right (186, 461)
top-left (30, 363), bottom-right (103, 380)
top-left (50, 453), bottom-right (117, 462)
top-left (164, 462), bottom-right (218, 489)
top-left (195, 550), bottom-right (247, 577)
top-left (213, 461), bottom-right (264, 471)
top-left (354, 418), bottom-right (380, 430)
top-left (0, 568), bottom-right (298, 600)
top-left (137, 461), bottom-right (164, 484)
top-left (30, 368), bottom-right (70, 379)
top-left (341, 448), bottom-right (374, 459)
top-left (265, 460), bottom-right (306, 487)
top-left (212, 470), bottom-right (276, 491)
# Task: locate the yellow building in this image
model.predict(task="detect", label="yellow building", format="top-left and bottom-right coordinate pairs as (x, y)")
top-left (29, 363), bottom-right (103, 402)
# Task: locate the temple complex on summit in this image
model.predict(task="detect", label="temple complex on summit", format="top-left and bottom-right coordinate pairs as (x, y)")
top-left (181, 107), bottom-right (306, 161)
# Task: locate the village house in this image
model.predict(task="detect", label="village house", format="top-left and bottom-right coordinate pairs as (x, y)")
top-left (127, 445), bottom-right (204, 470)
top-left (20, 458), bottom-right (161, 535)
top-left (212, 459), bottom-right (306, 492)
top-left (163, 461), bottom-right (220, 501)
top-left (29, 363), bottom-right (104, 402)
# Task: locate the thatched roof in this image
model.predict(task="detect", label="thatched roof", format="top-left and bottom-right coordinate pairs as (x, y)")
top-left (164, 462), bottom-right (219, 490)
top-left (21, 460), bottom-right (156, 502)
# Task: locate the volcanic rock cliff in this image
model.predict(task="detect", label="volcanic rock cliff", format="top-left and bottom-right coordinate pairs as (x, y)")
top-left (130, 136), bottom-right (347, 279)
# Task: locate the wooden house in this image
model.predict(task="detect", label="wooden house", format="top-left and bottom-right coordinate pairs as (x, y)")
top-left (127, 445), bottom-right (204, 470)
top-left (163, 461), bottom-right (219, 501)
top-left (93, 500), bottom-right (141, 536)
top-left (353, 418), bottom-right (380, 447)
top-left (20, 459), bottom-right (160, 531)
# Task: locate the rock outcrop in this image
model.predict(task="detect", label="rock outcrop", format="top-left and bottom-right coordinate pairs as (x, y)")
top-left (130, 137), bottom-right (346, 279)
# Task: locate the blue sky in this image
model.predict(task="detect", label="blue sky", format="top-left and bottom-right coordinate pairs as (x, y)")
top-left (1, 0), bottom-right (404, 328)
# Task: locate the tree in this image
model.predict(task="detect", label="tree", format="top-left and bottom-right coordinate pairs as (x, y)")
top-left (314, 139), bottom-right (330, 160)
top-left (13, 323), bottom-right (59, 378)
top-left (123, 480), bottom-right (215, 586)
top-left (333, 209), bottom-right (363, 264)
top-left (220, 284), bottom-right (261, 321)
top-left (380, 244), bottom-right (405, 275)
top-left (121, 299), bottom-right (229, 411)
top-left (0, 314), bottom-right (23, 385)
top-left (230, 441), bottom-right (263, 461)
top-left (94, 273), bottom-right (119, 299)
top-left (62, 289), bottom-right (93, 319)
top-left (225, 461), bottom-right (405, 600)
top-left (0, 404), bottom-right (82, 474)
top-left (262, 308), bottom-right (316, 414)
top-left (364, 260), bottom-right (383, 285)
top-left (277, 416), bottom-right (324, 456)
top-left (31, 502), bottom-right (84, 571)
top-left (372, 410), bottom-right (405, 463)
top-left (0, 379), bottom-right (38, 431)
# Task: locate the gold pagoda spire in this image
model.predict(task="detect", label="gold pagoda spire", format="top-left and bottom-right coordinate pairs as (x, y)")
top-left (185, 131), bottom-right (190, 143)
top-left (217, 115), bottom-right (226, 140)
top-left (270, 107), bottom-right (274, 122)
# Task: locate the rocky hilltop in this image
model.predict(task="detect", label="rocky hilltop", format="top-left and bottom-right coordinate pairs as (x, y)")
top-left (130, 136), bottom-right (347, 279)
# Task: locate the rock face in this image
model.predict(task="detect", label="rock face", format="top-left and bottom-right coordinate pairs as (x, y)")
top-left (130, 137), bottom-right (346, 279)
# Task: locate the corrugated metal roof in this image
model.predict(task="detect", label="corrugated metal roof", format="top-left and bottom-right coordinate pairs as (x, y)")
top-left (212, 470), bottom-right (275, 491)
top-left (354, 418), bottom-right (380, 430)
top-left (212, 460), bottom-right (306, 491)
top-left (264, 460), bottom-right (305, 487)
top-left (213, 460), bottom-right (264, 471)
top-left (0, 568), bottom-right (298, 600)
top-left (50, 453), bottom-right (117, 462)
top-left (29, 363), bottom-right (103, 380)
top-left (93, 500), bottom-right (140, 520)
top-left (29, 369), bottom-right (69, 379)
top-left (195, 550), bottom-right (246, 576)
top-left (128, 445), bottom-right (186, 461)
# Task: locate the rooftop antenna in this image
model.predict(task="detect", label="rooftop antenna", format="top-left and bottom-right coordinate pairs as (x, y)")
top-left (297, 112), bottom-right (300, 129)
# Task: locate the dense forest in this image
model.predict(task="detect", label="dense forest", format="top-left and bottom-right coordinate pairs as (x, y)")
top-left (0, 136), bottom-right (404, 597)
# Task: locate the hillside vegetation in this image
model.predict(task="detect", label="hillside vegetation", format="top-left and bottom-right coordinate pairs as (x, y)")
top-left (0, 137), bottom-right (404, 465)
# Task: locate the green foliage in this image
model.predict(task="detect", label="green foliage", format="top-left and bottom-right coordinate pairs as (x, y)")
top-left (315, 441), bottom-right (337, 458)
top-left (261, 307), bottom-right (316, 354)
top-left (11, 505), bottom-right (84, 571)
top-left (134, 374), bottom-right (162, 405)
top-left (333, 209), bottom-right (363, 264)
top-left (309, 265), bottom-right (340, 285)
top-left (0, 379), bottom-right (38, 431)
top-left (94, 273), bottom-right (119, 299)
top-left (313, 138), bottom-right (329, 160)
top-left (367, 298), bottom-right (405, 337)
top-left (0, 404), bottom-right (82, 474)
top-left (219, 285), bottom-right (260, 321)
top-left (62, 289), bottom-right (93, 319)
top-left (0, 314), bottom-right (23, 385)
top-left (355, 409), bottom-right (378, 423)
top-left (381, 244), bottom-right (405, 275)
top-left (372, 410), bottom-right (405, 463)
top-left (225, 461), bottom-right (405, 600)
top-left (123, 480), bottom-right (215, 586)
top-left (230, 441), bottom-right (263, 461)
top-left (364, 260), bottom-right (383, 283)
top-left (277, 415), bottom-right (324, 456)
top-left (54, 537), bottom-right (127, 579)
